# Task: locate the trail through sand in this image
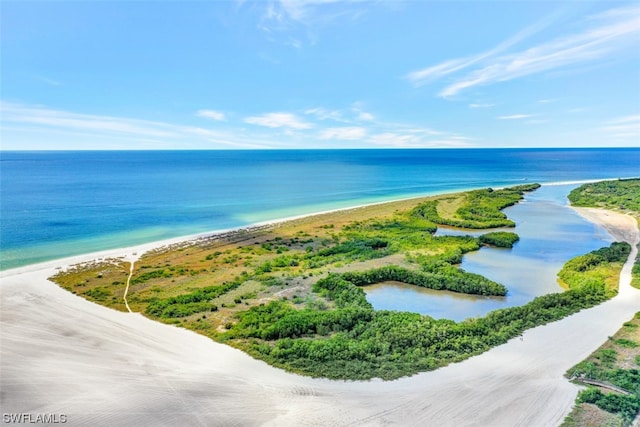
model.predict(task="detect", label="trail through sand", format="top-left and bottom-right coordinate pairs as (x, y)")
top-left (1, 209), bottom-right (639, 426)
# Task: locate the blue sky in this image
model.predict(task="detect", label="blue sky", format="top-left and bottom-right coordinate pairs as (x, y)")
top-left (1, 0), bottom-right (639, 149)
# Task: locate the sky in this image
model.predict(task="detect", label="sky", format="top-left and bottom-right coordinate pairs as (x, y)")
top-left (1, 0), bottom-right (639, 150)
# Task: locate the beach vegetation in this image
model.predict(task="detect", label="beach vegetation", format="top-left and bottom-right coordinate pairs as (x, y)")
top-left (577, 389), bottom-right (640, 424)
top-left (411, 184), bottom-right (540, 229)
top-left (51, 182), bottom-right (632, 381)
top-left (478, 232), bottom-right (520, 248)
top-left (558, 242), bottom-right (631, 296)
top-left (568, 178), bottom-right (640, 212)
top-left (565, 311), bottom-right (640, 426)
top-left (566, 179), bottom-right (640, 290)
top-left (218, 241), bottom-right (627, 380)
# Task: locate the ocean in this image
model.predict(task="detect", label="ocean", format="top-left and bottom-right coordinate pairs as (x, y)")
top-left (1, 148), bottom-right (639, 270)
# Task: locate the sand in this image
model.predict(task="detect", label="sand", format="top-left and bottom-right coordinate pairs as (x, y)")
top-left (1, 207), bottom-right (639, 426)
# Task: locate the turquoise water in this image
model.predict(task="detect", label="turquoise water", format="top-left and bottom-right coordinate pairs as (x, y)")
top-left (363, 184), bottom-right (614, 321)
top-left (1, 149), bottom-right (638, 270)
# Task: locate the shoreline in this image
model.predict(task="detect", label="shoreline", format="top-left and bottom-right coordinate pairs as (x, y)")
top-left (2, 177), bottom-right (632, 278)
top-left (2, 179), bottom-right (640, 426)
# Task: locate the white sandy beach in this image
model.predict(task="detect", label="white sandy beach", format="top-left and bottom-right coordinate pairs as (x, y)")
top-left (1, 205), bottom-right (639, 426)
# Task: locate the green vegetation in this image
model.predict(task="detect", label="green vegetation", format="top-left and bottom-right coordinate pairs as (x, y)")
top-left (558, 242), bottom-right (631, 296)
top-left (562, 179), bottom-right (640, 427)
top-left (565, 312), bottom-right (640, 426)
top-left (51, 182), bottom-right (632, 381)
top-left (568, 178), bottom-right (640, 212)
top-left (479, 232), bottom-right (520, 248)
top-left (412, 184), bottom-right (540, 229)
top-left (336, 266), bottom-right (507, 296)
top-left (145, 278), bottom-right (243, 318)
top-left (577, 389), bottom-right (640, 424)
top-left (566, 178), bottom-right (640, 290)
top-left (221, 241), bottom-right (627, 380)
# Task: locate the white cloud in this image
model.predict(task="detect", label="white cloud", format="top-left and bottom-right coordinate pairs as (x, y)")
top-left (407, 10), bottom-right (561, 86)
top-left (407, 5), bottom-right (640, 97)
top-left (606, 114), bottom-right (640, 124)
top-left (351, 102), bottom-right (375, 121)
top-left (368, 132), bottom-right (473, 148)
top-left (497, 114), bottom-right (535, 120)
top-left (255, 0), bottom-right (366, 46)
top-left (0, 102), bottom-right (270, 149)
top-left (369, 132), bottom-right (419, 147)
top-left (469, 103), bottom-right (495, 108)
top-left (196, 109), bottom-right (226, 121)
top-left (319, 126), bottom-right (366, 140)
top-left (244, 112), bottom-right (313, 129)
top-left (599, 114), bottom-right (640, 138)
top-left (304, 107), bottom-right (344, 121)
top-left (1, 102), bottom-right (179, 138)
top-left (357, 111), bottom-right (374, 121)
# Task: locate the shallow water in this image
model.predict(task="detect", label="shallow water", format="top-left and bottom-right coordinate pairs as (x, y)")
top-left (2, 149), bottom-right (638, 270)
top-left (363, 184), bottom-right (613, 321)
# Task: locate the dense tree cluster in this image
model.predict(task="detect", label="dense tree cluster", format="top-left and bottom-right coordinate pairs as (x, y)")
top-left (568, 178), bottom-right (640, 212)
top-left (479, 232), bottom-right (520, 248)
top-left (334, 266), bottom-right (507, 296)
top-left (222, 242), bottom-right (626, 380)
top-left (558, 242), bottom-right (630, 296)
top-left (411, 184), bottom-right (540, 229)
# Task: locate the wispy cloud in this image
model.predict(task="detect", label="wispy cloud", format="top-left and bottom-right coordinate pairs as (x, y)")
top-left (407, 10), bottom-right (561, 86)
top-left (34, 75), bottom-right (62, 86)
top-left (356, 111), bottom-right (374, 121)
top-left (2, 102), bottom-right (179, 138)
top-left (0, 102), bottom-right (268, 149)
top-left (1, 101), bottom-right (475, 149)
top-left (305, 104), bottom-right (374, 123)
top-left (469, 103), bottom-right (495, 109)
top-left (599, 114), bottom-right (640, 138)
top-left (197, 109), bottom-right (227, 121)
top-left (304, 107), bottom-right (345, 121)
top-left (368, 132), bottom-right (472, 148)
top-left (407, 5), bottom-right (640, 97)
top-left (244, 112), bottom-right (313, 129)
top-left (255, 0), bottom-right (367, 46)
top-left (351, 102), bottom-right (374, 121)
top-left (319, 126), bottom-right (366, 140)
top-left (497, 114), bottom-right (536, 120)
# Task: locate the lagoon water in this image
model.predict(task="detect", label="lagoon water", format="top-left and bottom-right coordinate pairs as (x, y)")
top-left (1, 148), bottom-right (639, 270)
top-left (363, 184), bottom-right (613, 321)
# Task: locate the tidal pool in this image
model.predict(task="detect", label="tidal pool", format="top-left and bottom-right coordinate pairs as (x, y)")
top-left (363, 184), bottom-right (614, 321)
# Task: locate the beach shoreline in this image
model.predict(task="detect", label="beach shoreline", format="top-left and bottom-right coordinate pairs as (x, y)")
top-left (3, 178), bottom-right (631, 278)
top-left (2, 180), bottom-right (640, 426)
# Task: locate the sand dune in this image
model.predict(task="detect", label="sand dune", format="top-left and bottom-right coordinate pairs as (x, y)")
top-left (1, 209), bottom-right (639, 427)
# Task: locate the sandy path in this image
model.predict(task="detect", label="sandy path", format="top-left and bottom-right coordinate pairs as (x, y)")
top-left (122, 255), bottom-right (137, 313)
top-left (1, 210), bottom-right (639, 427)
